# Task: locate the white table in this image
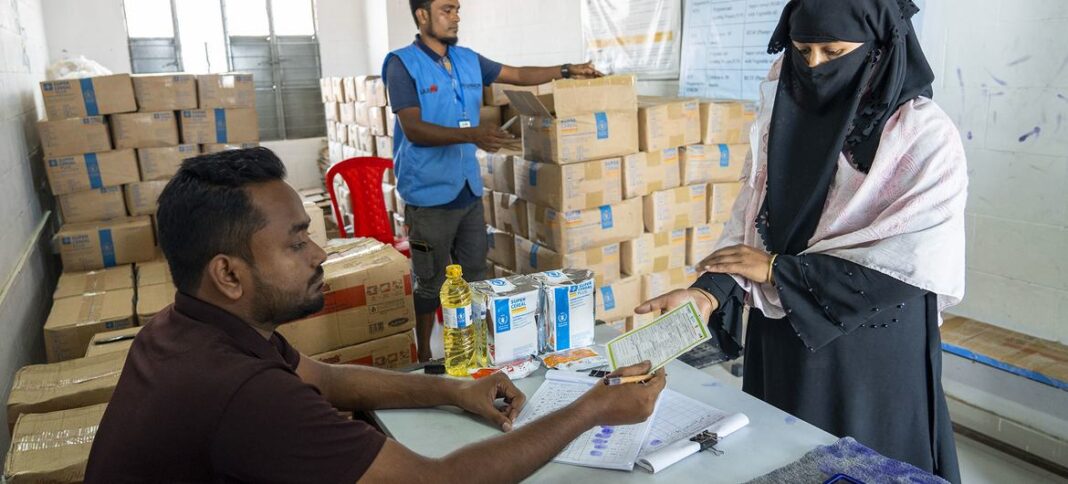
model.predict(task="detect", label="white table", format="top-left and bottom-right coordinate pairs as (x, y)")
top-left (372, 326), bottom-right (837, 483)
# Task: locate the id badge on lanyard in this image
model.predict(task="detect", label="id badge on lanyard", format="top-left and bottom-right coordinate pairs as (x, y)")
top-left (458, 118), bottom-right (471, 128)
top-left (442, 53), bottom-right (471, 129)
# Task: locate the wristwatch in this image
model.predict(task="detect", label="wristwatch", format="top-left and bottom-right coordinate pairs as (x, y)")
top-left (561, 63), bottom-right (572, 79)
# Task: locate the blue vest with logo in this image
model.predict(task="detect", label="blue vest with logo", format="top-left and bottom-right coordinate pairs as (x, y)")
top-left (382, 44), bottom-right (484, 207)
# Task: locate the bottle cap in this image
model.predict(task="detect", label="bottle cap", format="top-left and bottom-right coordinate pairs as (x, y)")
top-left (445, 264), bottom-right (462, 279)
top-left (424, 363), bottom-right (446, 375)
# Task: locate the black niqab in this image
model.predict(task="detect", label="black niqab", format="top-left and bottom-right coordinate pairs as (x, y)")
top-left (762, 0), bottom-right (934, 255)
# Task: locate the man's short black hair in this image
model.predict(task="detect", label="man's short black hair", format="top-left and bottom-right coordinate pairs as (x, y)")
top-left (410, 0), bottom-right (433, 26)
top-left (156, 147), bottom-right (287, 293)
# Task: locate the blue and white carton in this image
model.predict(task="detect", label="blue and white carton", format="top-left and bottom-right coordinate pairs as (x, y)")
top-left (532, 269), bottom-right (596, 353)
top-left (471, 275), bottom-right (540, 365)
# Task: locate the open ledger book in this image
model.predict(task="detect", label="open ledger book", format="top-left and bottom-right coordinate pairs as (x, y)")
top-left (514, 370), bottom-right (749, 472)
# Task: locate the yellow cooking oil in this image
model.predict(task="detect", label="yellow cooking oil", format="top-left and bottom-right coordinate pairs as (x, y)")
top-left (440, 264), bottom-right (475, 377)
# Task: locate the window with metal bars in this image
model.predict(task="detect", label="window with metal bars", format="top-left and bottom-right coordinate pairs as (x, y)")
top-left (122, 0), bottom-right (325, 141)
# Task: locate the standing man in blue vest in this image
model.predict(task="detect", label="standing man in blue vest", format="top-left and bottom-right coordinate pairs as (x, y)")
top-left (385, 0), bottom-right (603, 361)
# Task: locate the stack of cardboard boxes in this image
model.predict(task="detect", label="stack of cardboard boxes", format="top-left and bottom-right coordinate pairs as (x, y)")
top-left (277, 238), bottom-right (418, 370)
top-left (37, 72), bottom-right (261, 364)
top-left (477, 76), bottom-right (756, 333)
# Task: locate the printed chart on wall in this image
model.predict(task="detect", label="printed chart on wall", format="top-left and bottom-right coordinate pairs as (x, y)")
top-left (679, 0), bottom-right (788, 101)
top-left (680, 0), bottom-right (926, 101)
top-left (581, 0), bottom-right (683, 80)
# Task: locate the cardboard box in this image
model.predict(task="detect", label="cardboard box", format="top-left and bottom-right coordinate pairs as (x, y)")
top-left (621, 229), bottom-right (687, 276)
top-left (492, 152), bottom-right (517, 194)
top-left (56, 216), bottom-right (156, 271)
top-left (367, 78), bottom-right (388, 107)
top-left (4, 403), bottom-right (107, 483)
top-left (514, 236), bottom-right (620, 286)
top-left (477, 150), bottom-right (494, 191)
top-left (304, 201), bottom-right (327, 247)
top-left (515, 156), bottom-right (623, 212)
top-left (339, 102), bottom-right (357, 124)
top-left (44, 289), bottom-right (136, 362)
top-left (57, 186), bottom-right (127, 223)
top-left (382, 183), bottom-right (396, 213)
top-left (621, 149), bottom-right (682, 199)
top-left (493, 192), bottom-right (527, 238)
top-left (123, 180), bottom-right (168, 216)
top-left (277, 242), bottom-right (415, 355)
top-left (595, 275), bottom-right (641, 323)
top-left (368, 106), bottom-right (387, 135)
top-left (137, 144), bottom-right (198, 181)
top-left (482, 189), bottom-right (494, 226)
top-left (532, 269), bottom-right (596, 352)
top-left (321, 78), bottom-right (333, 102)
top-left (37, 116), bottom-right (112, 158)
top-left (356, 126), bottom-right (374, 154)
top-left (132, 73), bottom-right (198, 111)
top-left (528, 197), bottom-right (643, 253)
top-left (197, 73), bottom-right (255, 108)
top-left (486, 82), bottom-right (553, 106)
top-left (643, 184), bottom-right (708, 233)
top-left (310, 331), bottom-right (417, 369)
top-left (40, 74), bottom-right (136, 119)
top-left (136, 282), bottom-right (176, 322)
top-left (200, 142), bottom-right (260, 154)
top-left (136, 259), bottom-right (172, 287)
top-left (507, 75), bottom-right (638, 164)
top-left (44, 149), bottom-right (139, 196)
top-left (345, 125), bottom-right (358, 148)
top-left (54, 265), bottom-right (134, 300)
top-left (6, 352), bottom-right (124, 428)
top-left (700, 100), bottom-right (757, 144)
top-left (386, 110), bottom-right (396, 137)
top-left (180, 108), bottom-right (259, 144)
top-left (679, 143), bottom-right (748, 184)
top-left (637, 97), bottom-right (701, 152)
top-left (375, 135), bottom-right (393, 158)
top-left (687, 223), bottom-right (725, 266)
top-left (486, 226), bottom-right (515, 270)
top-left (709, 182), bottom-right (742, 224)
top-left (501, 104), bottom-right (522, 136)
top-left (330, 77), bottom-right (344, 103)
top-left (641, 266), bottom-right (699, 302)
top-left (324, 101), bottom-right (339, 121)
top-left (494, 265), bottom-right (516, 279)
top-left (354, 102), bottom-right (370, 127)
top-left (342, 77), bottom-right (358, 103)
top-left (480, 105), bottom-right (502, 128)
top-left (85, 326), bottom-right (141, 357)
top-left (326, 121), bottom-right (337, 141)
top-left (354, 75), bottom-right (380, 103)
top-left (470, 276), bottom-right (541, 364)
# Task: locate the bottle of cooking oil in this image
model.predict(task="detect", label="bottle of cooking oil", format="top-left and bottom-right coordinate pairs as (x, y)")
top-left (440, 264), bottom-right (475, 377)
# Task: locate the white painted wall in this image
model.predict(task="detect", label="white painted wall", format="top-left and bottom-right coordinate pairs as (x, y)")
top-left (0, 0), bottom-right (58, 459)
top-left (41, 0), bottom-right (131, 74)
top-left (317, 0), bottom-right (371, 77)
top-left (262, 137), bottom-right (326, 190)
top-left (921, 0), bottom-right (1068, 344)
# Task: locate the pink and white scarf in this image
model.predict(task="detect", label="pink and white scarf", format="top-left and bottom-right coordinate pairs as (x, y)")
top-left (714, 61), bottom-right (968, 321)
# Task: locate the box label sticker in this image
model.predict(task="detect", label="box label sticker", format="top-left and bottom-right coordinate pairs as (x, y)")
top-left (599, 205), bottom-right (614, 229)
top-left (98, 229), bottom-right (116, 267)
top-left (554, 286), bottom-right (571, 350)
top-left (214, 108), bottom-right (228, 142)
top-left (84, 153), bottom-right (103, 189)
top-left (719, 144), bottom-right (730, 167)
top-left (529, 243), bottom-right (540, 268)
top-left (601, 285), bottom-right (616, 310)
top-left (595, 112), bottom-right (608, 140)
top-left (79, 78), bottom-right (99, 116)
top-left (528, 164), bottom-right (537, 186)
top-left (494, 298), bottom-right (511, 333)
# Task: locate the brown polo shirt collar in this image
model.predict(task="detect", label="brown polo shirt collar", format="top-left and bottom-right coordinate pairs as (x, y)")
top-left (172, 291), bottom-right (291, 367)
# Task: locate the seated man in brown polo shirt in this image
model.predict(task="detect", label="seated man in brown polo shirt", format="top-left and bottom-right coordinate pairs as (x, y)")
top-left (85, 147), bottom-right (665, 483)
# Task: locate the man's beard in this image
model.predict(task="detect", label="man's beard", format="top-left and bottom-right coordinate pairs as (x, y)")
top-left (428, 17), bottom-right (458, 45)
top-left (250, 267), bottom-right (325, 326)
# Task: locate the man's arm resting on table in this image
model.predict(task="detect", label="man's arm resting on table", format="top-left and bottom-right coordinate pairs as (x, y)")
top-left (358, 399), bottom-right (599, 484)
top-left (297, 354), bottom-right (459, 411)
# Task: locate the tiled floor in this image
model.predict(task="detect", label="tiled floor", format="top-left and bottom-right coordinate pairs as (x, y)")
top-left (428, 325), bottom-right (1068, 482)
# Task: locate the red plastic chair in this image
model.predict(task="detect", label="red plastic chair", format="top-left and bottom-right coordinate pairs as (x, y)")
top-left (325, 157), bottom-right (410, 257)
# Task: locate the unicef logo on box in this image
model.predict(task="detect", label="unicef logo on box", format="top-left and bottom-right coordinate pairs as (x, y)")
top-left (43, 83), bottom-right (53, 91)
top-left (490, 279), bottom-right (506, 286)
top-left (48, 159), bottom-right (57, 167)
top-left (62, 237), bottom-right (71, 245)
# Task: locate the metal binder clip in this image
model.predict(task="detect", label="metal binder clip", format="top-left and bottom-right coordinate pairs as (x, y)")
top-left (690, 430), bottom-right (723, 456)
